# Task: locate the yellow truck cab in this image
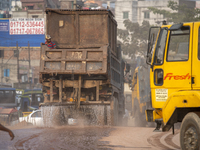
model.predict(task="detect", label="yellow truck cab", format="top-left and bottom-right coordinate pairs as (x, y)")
top-left (146, 22), bottom-right (200, 150)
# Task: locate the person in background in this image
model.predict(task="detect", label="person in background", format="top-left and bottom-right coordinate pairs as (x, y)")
top-left (0, 123), bottom-right (14, 140)
top-left (45, 35), bottom-right (56, 49)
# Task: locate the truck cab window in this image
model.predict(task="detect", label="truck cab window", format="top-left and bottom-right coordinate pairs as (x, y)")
top-left (167, 26), bottom-right (189, 61)
top-left (154, 28), bottom-right (168, 64)
top-left (198, 27), bottom-right (200, 60)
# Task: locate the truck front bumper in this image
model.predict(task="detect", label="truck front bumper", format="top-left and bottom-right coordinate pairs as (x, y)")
top-left (145, 108), bottom-right (162, 122)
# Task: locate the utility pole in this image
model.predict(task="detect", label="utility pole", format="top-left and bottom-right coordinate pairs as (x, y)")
top-left (28, 42), bottom-right (31, 89)
top-left (16, 42), bottom-right (20, 85)
top-left (1, 51), bottom-right (3, 86)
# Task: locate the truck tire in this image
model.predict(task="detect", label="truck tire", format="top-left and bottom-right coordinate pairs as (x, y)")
top-left (180, 112), bottom-right (200, 150)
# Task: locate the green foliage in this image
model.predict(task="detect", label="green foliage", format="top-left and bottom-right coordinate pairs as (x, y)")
top-left (14, 6), bottom-right (22, 11)
top-left (37, 4), bottom-right (43, 9)
top-left (117, 20), bottom-right (150, 56)
top-left (118, 0), bottom-right (200, 57)
top-left (148, 0), bottom-right (200, 23)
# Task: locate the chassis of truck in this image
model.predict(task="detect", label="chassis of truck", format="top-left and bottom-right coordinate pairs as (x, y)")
top-left (146, 22), bottom-right (200, 149)
top-left (39, 8), bottom-right (125, 126)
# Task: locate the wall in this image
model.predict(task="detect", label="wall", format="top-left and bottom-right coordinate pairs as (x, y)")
top-left (11, 1), bottom-right (22, 11)
top-left (0, 18), bottom-right (44, 87)
top-left (0, 47), bottom-right (40, 87)
top-left (0, 0), bottom-right (12, 11)
top-left (115, 0), bottom-right (179, 30)
top-left (115, 0), bottom-right (134, 29)
top-left (137, 0), bottom-right (178, 26)
top-left (12, 11), bottom-right (28, 18)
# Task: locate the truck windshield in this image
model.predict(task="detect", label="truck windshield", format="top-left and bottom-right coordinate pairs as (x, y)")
top-left (154, 28), bottom-right (168, 64)
top-left (167, 26), bottom-right (190, 61)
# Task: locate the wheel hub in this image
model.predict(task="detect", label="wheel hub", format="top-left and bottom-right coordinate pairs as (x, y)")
top-left (184, 127), bottom-right (198, 150)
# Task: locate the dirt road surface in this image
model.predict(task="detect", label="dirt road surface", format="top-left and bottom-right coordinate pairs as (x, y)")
top-left (0, 125), bottom-right (180, 150)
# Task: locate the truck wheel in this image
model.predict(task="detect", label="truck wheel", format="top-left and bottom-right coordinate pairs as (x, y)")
top-left (180, 112), bottom-right (200, 150)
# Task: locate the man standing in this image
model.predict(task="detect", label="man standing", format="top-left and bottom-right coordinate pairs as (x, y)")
top-left (45, 35), bottom-right (56, 49)
top-left (0, 123), bottom-right (14, 140)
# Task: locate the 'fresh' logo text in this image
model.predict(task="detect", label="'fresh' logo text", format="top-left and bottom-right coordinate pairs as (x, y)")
top-left (164, 73), bottom-right (191, 80)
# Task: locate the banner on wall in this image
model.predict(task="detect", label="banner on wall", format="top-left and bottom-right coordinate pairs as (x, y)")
top-left (0, 19), bottom-right (45, 47)
top-left (0, 22), bottom-right (9, 31)
top-left (9, 18), bottom-right (44, 35)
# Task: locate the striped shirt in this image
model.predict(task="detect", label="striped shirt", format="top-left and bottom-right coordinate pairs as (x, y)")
top-left (45, 41), bottom-right (56, 49)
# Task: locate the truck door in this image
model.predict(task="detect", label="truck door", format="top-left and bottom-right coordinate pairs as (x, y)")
top-left (192, 22), bottom-right (200, 89)
top-left (150, 23), bottom-right (192, 109)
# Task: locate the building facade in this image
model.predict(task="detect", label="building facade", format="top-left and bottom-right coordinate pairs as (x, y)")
top-left (115, 0), bottom-right (179, 29)
top-left (0, 47), bottom-right (41, 88)
top-left (0, 0), bottom-right (12, 11)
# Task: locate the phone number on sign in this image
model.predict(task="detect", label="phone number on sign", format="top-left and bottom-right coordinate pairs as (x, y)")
top-left (10, 28), bottom-right (44, 34)
top-left (10, 21), bottom-right (44, 28)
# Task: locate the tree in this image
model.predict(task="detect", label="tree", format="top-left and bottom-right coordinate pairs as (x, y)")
top-left (117, 20), bottom-right (150, 57)
top-left (148, 0), bottom-right (200, 23)
top-left (14, 6), bottom-right (22, 11)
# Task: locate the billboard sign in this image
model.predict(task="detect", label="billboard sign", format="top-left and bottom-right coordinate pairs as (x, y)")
top-left (0, 22), bottom-right (9, 31)
top-left (9, 18), bottom-right (44, 35)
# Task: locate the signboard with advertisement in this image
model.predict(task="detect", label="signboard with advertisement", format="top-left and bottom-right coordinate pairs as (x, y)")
top-left (0, 18), bottom-right (45, 47)
top-left (9, 18), bottom-right (44, 35)
top-left (0, 22), bottom-right (9, 31)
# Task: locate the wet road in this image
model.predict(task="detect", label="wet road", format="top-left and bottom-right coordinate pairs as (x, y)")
top-left (0, 125), bottom-right (180, 150)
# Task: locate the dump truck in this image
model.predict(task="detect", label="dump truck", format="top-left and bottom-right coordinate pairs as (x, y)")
top-left (39, 8), bottom-right (126, 126)
top-left (129, 56), bottom-right (151, 126)
top-left (146, 22), bottom-right (200, 149)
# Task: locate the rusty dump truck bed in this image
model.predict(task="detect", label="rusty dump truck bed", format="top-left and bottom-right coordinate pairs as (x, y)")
top-left (45, 8), bottom-right (117, 49)
top-left (40, 8), bottom-right (122, 89)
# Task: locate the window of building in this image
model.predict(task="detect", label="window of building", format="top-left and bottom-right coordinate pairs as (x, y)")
top-left (34, 78), bottom-right (38, 83)
top-left (14, 50), bottom-right (18, 57)
top-left (21, 74), bottom-right (28, 83)
top-left (0, 50), bottom-right (4, 58)
top-left (4, 69), bottom-right (10, 77)
top-left (32, 15), bottom-right (38, 18)
top-left (163, 13), bottom-right (166, 19)
top-left (27, 6), bottom-right (33, 9)
top-left (123, 12), bottom-right (129, 19)
top-left (144, 11), bottom-right (150, 19)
